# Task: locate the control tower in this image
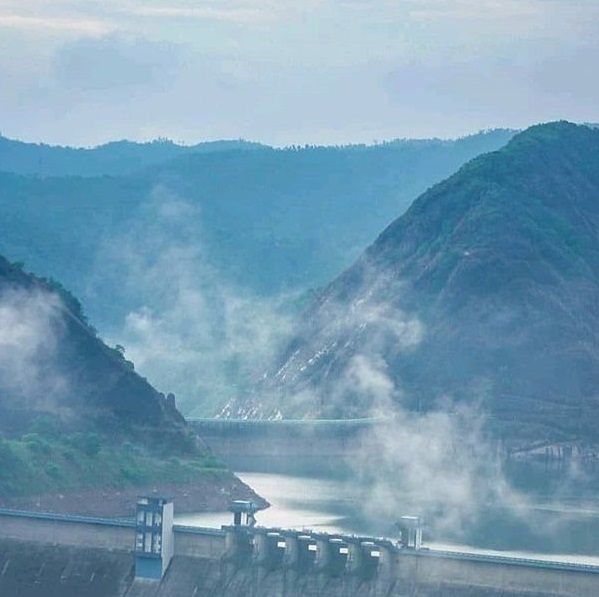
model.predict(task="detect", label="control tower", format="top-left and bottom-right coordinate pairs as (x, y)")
top-left (134, 495), bottom-right (174, 580)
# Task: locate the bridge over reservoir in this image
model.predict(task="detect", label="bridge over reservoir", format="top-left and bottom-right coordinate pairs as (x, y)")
top-left (1, 498), bottom-right (598, 597)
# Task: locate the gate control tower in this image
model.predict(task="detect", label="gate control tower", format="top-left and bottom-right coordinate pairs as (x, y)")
top-left (134, 495), bottom-right (174, 580)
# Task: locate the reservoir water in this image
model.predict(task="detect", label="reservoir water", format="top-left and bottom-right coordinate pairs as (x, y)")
top-left (177, 459), bottom-right (599, 566)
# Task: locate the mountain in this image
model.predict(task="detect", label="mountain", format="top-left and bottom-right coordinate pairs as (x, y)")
top-left (0, 255), bottom-right (185, 440)
top-left (0, 129), bottom-right (517, 415)
top-left (0, 135), bottom-right (266, 177)
top-left (260, 122), bottom-right (599, 445)
top-left (0, 130), bottom-right (516, 326)
top-left (0, 256), bottom-right (263, 512)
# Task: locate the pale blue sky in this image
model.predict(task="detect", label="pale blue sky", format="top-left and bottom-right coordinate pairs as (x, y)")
top-left (0, 0), bottom-right (598, 146)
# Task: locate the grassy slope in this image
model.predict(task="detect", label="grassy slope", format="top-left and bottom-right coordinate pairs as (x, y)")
top-left (0, 431), bottom-right (223, 499)
top-left (0, 256), bottom-right (242, 504)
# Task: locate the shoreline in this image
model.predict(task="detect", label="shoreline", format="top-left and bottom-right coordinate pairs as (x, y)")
top-left (0, 472), bottom-right (268, 518)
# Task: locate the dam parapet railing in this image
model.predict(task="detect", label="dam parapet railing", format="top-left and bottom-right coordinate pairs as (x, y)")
top-left (187, 416), bottom-right (391, 462)
top-left (188, 416), bottom-right (389, 438)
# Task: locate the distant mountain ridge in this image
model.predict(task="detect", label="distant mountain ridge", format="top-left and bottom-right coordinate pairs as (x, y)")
top-left (0, 135), bottom-right (266, 178)
top-left (0, 129), bottom-right (516, 325)
top-left (0, 128), bottom-right (517, 415)
top-left (261, 122), bottom-right (599, 445)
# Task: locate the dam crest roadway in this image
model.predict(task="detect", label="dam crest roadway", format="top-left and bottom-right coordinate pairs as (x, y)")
top-left (1, 496), bottom-right (599, 596)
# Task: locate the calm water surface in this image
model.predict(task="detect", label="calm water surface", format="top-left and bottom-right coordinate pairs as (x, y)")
top-left (177, 467), bottom-right (599, 565)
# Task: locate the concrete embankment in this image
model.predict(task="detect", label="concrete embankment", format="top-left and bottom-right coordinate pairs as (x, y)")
top-left (2, 536), bottom-right (598, 597)
top-left (1, 507), bottom-right (598, 596)
top-left (0, 538), bottom-right (133, 597)
top-left (189, 418), bottom-right (379, 471)
top-left (189, 418), bottom-right (596, 470)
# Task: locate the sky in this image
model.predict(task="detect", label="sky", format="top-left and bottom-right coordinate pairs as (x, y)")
top-left (0, 0), bottom-right (598, 147)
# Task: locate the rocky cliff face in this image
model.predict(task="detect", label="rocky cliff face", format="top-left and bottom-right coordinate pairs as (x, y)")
top-left (264, 122), bottom-right (599, 444)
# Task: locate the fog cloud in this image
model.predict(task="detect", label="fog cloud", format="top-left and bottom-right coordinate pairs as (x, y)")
top-left (52, 35), bottom-right (183, 93)
top-left (0, 288), bottom-right (69, 415)
top-left (350, 361), bottom-right (517, 537)
top-left (98, 186), bottom-right (294, 416)
top-left (249, 275), bottom-right (530, 537)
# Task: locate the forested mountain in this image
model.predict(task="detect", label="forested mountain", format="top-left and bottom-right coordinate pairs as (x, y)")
top-left (0, 255), bottom-right (261, 511)
top-left (0, 255), bottom-right (186, 440)
top-left (0, 135), bottom-right (265, 177)
top-left (0, 129), bottom-right (515, 327)
top-left (260, 122), bottom-right (599, 445)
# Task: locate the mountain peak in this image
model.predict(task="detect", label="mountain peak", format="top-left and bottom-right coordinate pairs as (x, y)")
top-left (263, 122), bottom-right (599, 446)
top-left (508, 120), bottom-right (592, 145)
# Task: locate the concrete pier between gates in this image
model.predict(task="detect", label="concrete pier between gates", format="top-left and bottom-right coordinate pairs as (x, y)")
top-left (1, 502), bottom-right (597, 597)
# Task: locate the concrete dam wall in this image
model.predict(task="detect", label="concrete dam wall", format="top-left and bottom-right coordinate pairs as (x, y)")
top-left (189, 418), bottom-right (381, 472)
top-left (188, 418), bottom-right (582, 469)
top-left (1, 504), bottom-right (598, 597)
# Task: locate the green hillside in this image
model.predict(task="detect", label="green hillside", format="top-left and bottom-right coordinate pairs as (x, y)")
top-left (0, 256), bottom-right (255, 508)
top-left (0, 129), bottom-right (515, 414)
top-left (263, 122), bottom-right (599, 446)
top-left (0, 130), bottom-right (515, 325)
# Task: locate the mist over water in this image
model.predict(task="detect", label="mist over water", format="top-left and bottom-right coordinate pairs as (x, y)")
top-left (69, 155), bottom-right (599, 568)
top-left (178, 462), bottom-right (599, 563)
top-left (90, 201), bottom-right (599, 561)
top-left (91, 186), bottom-right (295, 416)
top-left (227, 281), bottom-right (535, 545)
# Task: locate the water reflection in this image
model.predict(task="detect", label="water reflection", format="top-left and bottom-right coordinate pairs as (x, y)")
top-left (177, 469), bottom-right (599, 563)
top-left (177, 473), bottom-right (352, 533)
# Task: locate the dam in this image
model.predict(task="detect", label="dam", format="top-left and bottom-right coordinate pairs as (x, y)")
top-left (1, 498), bottom-right (598, 597)
top-left (188, 417), bottom-right (382, 453)
top-left (188, 417), bottom-right (385, 471)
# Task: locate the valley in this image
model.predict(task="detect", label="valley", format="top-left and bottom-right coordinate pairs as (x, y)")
top-left (1, 122), bottom-right (599, 596)
top-left (2, 2), bottom-right (598, 594)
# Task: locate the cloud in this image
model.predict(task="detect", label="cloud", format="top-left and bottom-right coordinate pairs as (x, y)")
top-left (403, 0), bottom-right (540, 20)
top-left (0, 13), bottom-right (113, 35)
top-left (0, 287), bottom-right (70, 416)
top-left (345, 352), bottom-right (520, 536)
top-left (336, 347), bottom-right (596, 544)
top-left (122, 5), bottom-right (271, 24)
top-left (94, 186), bottom-right (295, 416)
top-left (51, 34), bottom-right (183, 93)
top-left (230, 264), bottom-right (530, 537)
top-left (0, 0), bottom-right (283, 33)
top-left (257, 272), bottom-right (424, 419)
top-left (1, 0), bottom-right (599, 146)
